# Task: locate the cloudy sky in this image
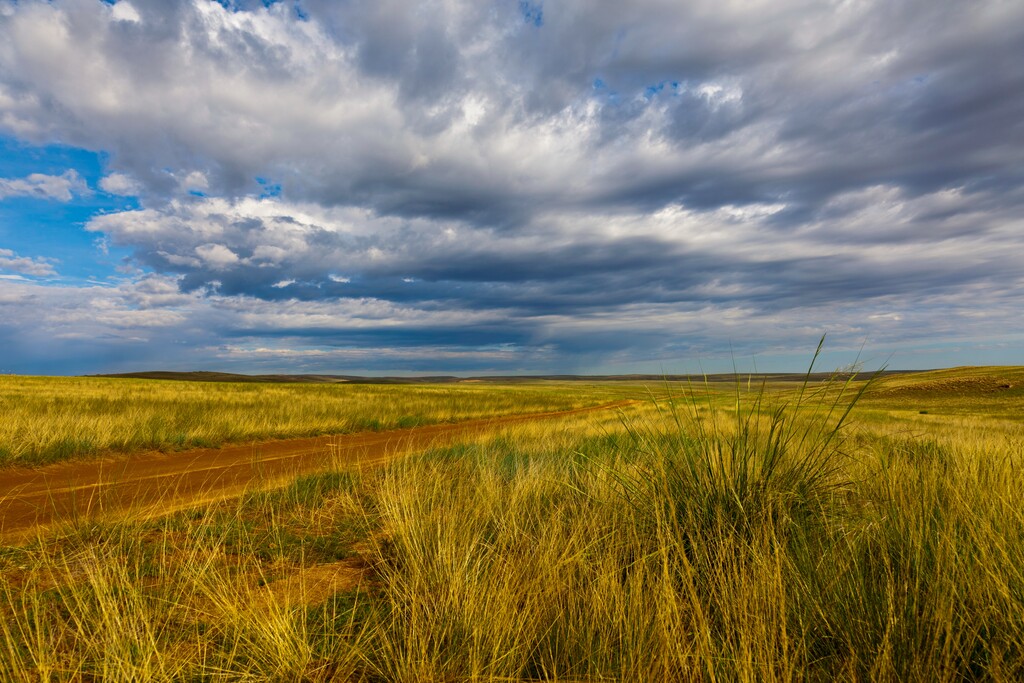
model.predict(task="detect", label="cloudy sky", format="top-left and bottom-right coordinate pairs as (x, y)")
top-left (0, 0), bottom-right (1021, 375)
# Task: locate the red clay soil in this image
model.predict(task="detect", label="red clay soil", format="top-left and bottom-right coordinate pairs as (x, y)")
top-left (0, 401), bottom-right (632, 542)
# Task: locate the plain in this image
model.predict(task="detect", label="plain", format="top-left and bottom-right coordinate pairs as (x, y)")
top-left (1, 365), bottom-right (1023, 681)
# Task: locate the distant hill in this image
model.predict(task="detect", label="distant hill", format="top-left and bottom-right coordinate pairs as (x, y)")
top-left (864, 366), bottom-right (1024, 397)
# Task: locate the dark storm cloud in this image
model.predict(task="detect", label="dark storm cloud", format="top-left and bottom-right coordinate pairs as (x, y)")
top-left (0, 0), bottom-right (1022, 373)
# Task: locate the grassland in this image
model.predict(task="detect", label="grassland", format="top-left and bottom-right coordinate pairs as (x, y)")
top-left (1, 367), bottom-right (1023, 680)
top-left (0, 376), bottom-right (623, 467)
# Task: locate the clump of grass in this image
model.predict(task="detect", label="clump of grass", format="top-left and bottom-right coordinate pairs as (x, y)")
top-left (607, 340), bottom-right (875, 556)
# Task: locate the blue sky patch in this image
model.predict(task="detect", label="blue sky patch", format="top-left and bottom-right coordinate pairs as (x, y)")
top-left (519, 1), bottom-right (543, 27)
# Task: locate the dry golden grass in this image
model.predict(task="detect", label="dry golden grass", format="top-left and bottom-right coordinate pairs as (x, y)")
top-left (0, 376), bottom-right (621, 466)
top-left (1, 369), bottom-right (1023, 680)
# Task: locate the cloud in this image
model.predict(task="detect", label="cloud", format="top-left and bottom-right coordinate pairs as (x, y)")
top-left (194, 243), bottom-right (240, 270)
top-left (0, 169), bottom-right (86, 201)
top-left (1, 268), bottom-right (1021, 375)
top-left (0, 0), bottom-right (1021, 372)
top-left (0, 248), bottom-right (57, 276)
top-left (99, 172), bottom-right (141, 196)
top-left (81, 185), bottom-right (1024, 316)
top-left (4, 0), bottom-right (1018, 217)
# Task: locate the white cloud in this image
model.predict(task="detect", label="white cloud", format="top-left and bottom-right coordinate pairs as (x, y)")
top-left (109, 2), bottom-right (141, 24)
top-left (180, 170), bottom-right (209, 193)
top-left (251, 245), bottom-right (289, 264)
top-left (99, 172), bottom-right (141, 196)
top-left (0, 248), bottom-right (57, 276)
top-left (195, 243), bottom-right (240, 269)
top-left (0, 170), bottom-right (86, 201)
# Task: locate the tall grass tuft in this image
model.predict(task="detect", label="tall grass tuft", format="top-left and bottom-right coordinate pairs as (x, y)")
top-left (612, 338), bottom-right (873, 547)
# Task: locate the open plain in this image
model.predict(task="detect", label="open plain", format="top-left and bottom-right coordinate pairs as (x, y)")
top-left (1, 367), bottom-right (1023, 681)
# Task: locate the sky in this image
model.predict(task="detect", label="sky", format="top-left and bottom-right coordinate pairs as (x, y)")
top-left (0, 0), bottom-right (1022, 376)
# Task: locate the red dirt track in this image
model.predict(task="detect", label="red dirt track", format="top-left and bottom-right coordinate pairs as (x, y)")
top-left (0, 401), bottom-right (632, 542)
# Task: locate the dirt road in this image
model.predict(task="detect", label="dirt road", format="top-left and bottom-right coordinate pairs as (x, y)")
top-left (0, 401), bottom-right (632, 541)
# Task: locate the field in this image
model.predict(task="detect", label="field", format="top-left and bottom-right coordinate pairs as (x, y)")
top-left (0, 377), bottom-right (625, 467)
top-left (1, 366), bottom-right (1023, 681)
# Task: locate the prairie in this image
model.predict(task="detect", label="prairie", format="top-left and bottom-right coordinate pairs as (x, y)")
top-left (1, 366), bottom-right (1023, 681)
top-left (0, 376), bottom-right (623, 467)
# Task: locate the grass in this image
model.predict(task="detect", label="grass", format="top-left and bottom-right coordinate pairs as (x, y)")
top-left (1, 365), bottom-right (1023, 680)
top-left (0, 376), bottom-right (621, 466)
top-left (860, 365), bottom-right (1024, 419)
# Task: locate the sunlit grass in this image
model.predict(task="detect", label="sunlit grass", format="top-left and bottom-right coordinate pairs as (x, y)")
top-left (2, 367), bottom-right (1023, 680)
top-left (0, 376), bottom-right (621, 466)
